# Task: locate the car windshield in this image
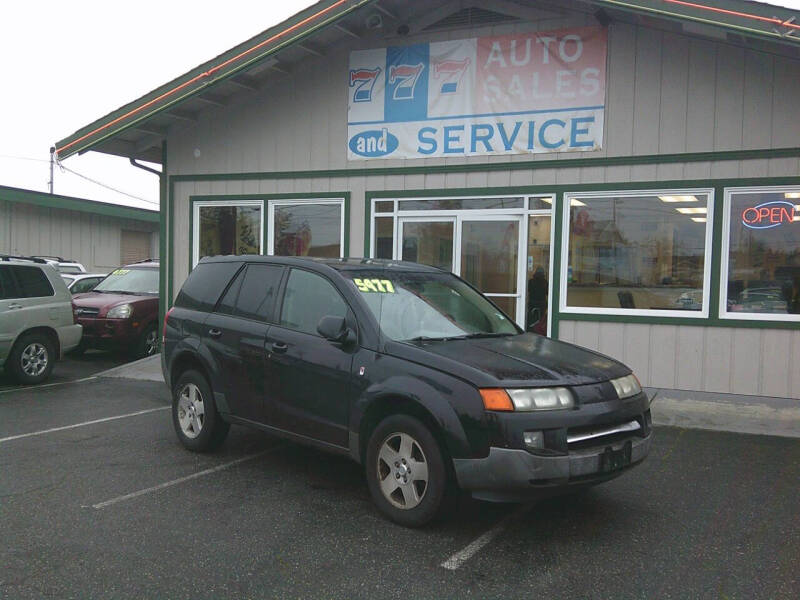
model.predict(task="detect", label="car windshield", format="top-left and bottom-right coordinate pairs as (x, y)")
top-left (93, 268), bottom-right (158, 295)
top-left (61, 275), bottom-right (76, 284)
top-left (346, 271), bottom-right (519, 342)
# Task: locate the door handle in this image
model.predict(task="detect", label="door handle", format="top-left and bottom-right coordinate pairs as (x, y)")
top-left (208, 328), bottom-right (222, 338)
top-left (271, 341), bottom-right (288, 353)
top-left (7, 303), bottom-right (23, 310)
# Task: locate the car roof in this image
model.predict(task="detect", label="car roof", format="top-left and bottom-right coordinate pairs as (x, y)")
top-left (122, 260), bottom-right (159, 269)
top-left (197, 255), bottom-right (443, 274)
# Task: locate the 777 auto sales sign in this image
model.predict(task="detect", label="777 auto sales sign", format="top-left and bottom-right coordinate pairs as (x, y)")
top-left (347, 27), bottom-right (607, 160)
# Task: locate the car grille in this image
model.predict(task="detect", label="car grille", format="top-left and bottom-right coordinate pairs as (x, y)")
top-left (567, 411), bottom-right (651, 451)
top-left (75, 307), bottom-right (100, 317)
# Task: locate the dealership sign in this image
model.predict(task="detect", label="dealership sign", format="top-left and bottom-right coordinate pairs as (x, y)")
top-left (347, 27), bottom-right (607, 161)
top-left (741, 201), bottom-right (796, 229)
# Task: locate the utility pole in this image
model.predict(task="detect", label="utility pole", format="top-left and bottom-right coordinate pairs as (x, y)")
top-left (48, 146), bottom-right (55, 194)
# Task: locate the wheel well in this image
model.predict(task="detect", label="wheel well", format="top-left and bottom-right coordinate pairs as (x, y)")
top-left (14, 327), bottom-right (60, 357)
top-left (170, 353), bottom-right (208, 389)
top-left (359, 396), bottom-right (450, 464)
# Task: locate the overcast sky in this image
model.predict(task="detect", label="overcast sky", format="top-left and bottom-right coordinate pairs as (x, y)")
top-left (1, 0), bottom-right (799, 211)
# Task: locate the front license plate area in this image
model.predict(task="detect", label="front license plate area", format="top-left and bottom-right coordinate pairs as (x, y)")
top-left (600, 441), bottom-right (632, 473)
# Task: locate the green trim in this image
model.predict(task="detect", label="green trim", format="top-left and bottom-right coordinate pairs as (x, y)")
top-left (0, 184), bottom-right (159, 222)
top-left (187, 192), bottom-right (351, 274)
top-left (594, 0), bottom-right (800, 48)
top-left (168, 178), bottom-right (175, 310)
top-left (558, 312), bottom-right (800, 331)
top-left (55, 0), bottom-right (376, 160)
top-left (169, 147), bottom-right (800, 183)
top-left (159, 142), bottom-right (168, 328)
top-left (550, 191), bottom-right (565, 339)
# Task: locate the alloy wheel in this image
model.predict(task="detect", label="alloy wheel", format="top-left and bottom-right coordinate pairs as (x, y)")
top-left (177, 383), bottom-right (205, 439)
top-left (144, 330), bottom-right (158, 356)
top-left (21, 343), bottom-right (48, 377)
top-left (377, 432), bottom-right (429, 510)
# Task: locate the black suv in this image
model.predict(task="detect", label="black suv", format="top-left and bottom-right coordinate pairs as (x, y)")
top-left (162, 257), bottom-right (652, 526)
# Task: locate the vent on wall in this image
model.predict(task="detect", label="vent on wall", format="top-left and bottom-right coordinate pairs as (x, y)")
top-left (423, 7), bottom-right (520, 31)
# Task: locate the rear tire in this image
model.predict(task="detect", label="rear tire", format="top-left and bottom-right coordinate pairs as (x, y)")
top-left (365, 414), bottom-right (452, 527)
top-left (172, 369), bottom-right (229, 452)
top-left (6, 333), bottom-right (55, 385)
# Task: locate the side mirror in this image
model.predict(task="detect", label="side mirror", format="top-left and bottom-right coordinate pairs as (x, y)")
top-left (317, 315), bottom-right (353, 344)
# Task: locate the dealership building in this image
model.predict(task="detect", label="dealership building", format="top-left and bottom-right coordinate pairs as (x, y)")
top-left (56, 0), bottom-right (799, 399)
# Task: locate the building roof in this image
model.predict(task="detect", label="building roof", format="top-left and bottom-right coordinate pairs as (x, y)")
top-left (54, 0), bottom-right (800, 164)
top-left (0, 185), bottom-right (159, 222)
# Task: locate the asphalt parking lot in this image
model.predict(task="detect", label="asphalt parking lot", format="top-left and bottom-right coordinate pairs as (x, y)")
top-left (0, 350), bottom-right (127, 392)
top-left (1, 376), bottom-right (798, 599)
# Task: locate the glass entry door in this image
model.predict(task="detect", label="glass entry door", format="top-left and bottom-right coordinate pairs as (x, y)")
top-left (398, 215), bottom-right (525, 324)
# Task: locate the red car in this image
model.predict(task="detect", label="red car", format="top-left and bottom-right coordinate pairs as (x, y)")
top-left (72, 260), bottom-right (160, 358)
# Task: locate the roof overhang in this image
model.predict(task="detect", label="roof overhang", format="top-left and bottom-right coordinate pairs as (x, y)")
top-left (55, 0), bottom-right (800, 165)
top-left (0, 185), bottom-right (159, 221)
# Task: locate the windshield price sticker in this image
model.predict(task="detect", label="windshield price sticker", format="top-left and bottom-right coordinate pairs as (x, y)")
top-left (112, 269), bottom-right (130, 275)
top-left (354, 278), bottom-right (395, 293)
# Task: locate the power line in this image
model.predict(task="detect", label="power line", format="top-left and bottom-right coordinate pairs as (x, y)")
top-left (56, 162), bottom-right (159, 205)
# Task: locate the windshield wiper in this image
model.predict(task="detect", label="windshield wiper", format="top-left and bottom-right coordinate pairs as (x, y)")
top-left (98, 290), bottom-right (135, 295)
top-left (462, 332), bottom-right (516, 339)
top-left (406, 335), bottom-right (457, 342)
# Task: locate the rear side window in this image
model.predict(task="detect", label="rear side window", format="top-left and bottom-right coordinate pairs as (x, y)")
top-left (175, 262), bottom-right (240, 312)
top-left (0, 267), bottom-right (18, 300)
top-left (218, 264), bottom-right (283, 322)
top-left (279, 269), bottom-right (347, 335)
top-left (10, 266), bottom-right (54, 298)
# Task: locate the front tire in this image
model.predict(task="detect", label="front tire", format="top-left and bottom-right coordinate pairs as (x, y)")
top-left (135, 324), bottom-right (159, 359)
top-left (365, 414), bottom-right (452, 527)
top-left (172, 369), bottom-right (229, 452)
top-left (7, 333), bottom-right (55, 385)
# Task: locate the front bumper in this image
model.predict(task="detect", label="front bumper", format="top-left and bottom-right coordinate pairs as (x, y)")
top-left (77, 317), bottom-right (139, 349)
top-left (454, 431), bottom-right (652, 502)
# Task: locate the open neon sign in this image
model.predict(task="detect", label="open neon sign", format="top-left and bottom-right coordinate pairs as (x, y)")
top-left (741, 200), bottom-right (796, 230)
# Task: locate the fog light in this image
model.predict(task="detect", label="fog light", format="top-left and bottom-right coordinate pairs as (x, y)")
top-left (523, 431), bottom-right (544, 449)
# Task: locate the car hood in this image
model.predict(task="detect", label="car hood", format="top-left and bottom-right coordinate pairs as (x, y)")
top-left (385, 333), bottom-right (630, 387)
top-left (72, 292), bottom-right (151, 312)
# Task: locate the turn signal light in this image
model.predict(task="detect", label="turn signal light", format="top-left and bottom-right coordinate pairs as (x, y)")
top-left (480, 388), bottom-right (514, 412)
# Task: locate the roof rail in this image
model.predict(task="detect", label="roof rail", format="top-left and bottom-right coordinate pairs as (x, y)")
top-left (128, 258), bottom-right (157, 264)
top-left (32, 255), bottom-right (66, 262)
top-left (0, 255), bottom-right (48, 264)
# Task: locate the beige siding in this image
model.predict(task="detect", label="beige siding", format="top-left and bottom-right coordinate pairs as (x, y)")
top-left (0, 200), bottom-right (158, 273)
top-left (559, 321), bottom-right (800, 398)
top-left (165, 13), bottom-right (800, 399)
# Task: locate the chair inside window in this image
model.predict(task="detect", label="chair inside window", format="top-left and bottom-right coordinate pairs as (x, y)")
top-left (618, 291), bottom-right (636, 309)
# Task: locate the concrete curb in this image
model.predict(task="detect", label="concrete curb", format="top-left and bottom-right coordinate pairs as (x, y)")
top-left (95, 355), bottom-right (164, 382)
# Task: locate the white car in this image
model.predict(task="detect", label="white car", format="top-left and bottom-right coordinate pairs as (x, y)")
top-left (0, 256), bottom-right (83, 384)
top-left (61, 273), bottom-right (106, 294)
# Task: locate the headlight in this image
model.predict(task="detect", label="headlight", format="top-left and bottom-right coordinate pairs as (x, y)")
top-left (480, 387), bottom-right (574, 411)
top-left (610, 374), bottom-right (641, 399)
top-left (106, 304), bottom-right (132, 319)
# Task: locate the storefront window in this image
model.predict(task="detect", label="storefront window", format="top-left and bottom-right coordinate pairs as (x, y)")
top-left (273, 202), bottom-right (343, 258)
top-left (723, 188), bottom-right (800, 319)
top-left (374, 217), bottom-right (394, 259)
top-left (563, 191), bottom-right (712, 315)
top-left (197, 204), bottom-right (261, 263)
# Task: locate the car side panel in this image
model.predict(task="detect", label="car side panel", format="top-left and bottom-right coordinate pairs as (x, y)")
top-left (349, 350), bottom-right (489, 462)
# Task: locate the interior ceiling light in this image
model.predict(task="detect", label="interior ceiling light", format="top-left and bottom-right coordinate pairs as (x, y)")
top-left (676, 207), bottom-right (707, 214)
top-left (659, 195), bottom-right (698, 203)
top-left (570, 199), bottom-right (587, 207)
top-left (691, 217), bottom-right (707, 223)
top-left (784, 192), bottom-right (800, 199)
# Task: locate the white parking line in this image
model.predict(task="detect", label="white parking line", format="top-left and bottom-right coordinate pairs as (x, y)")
top-left (0, 375), bottom-right (98, 395)
top-left (91, 448), bottom-right (280, 509)
top-left (0, 406), bottom-right (169, 444)
top-left (440, 503), bottom-right (534, 570)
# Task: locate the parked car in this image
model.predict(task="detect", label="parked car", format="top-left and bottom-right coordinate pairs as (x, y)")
top-left (0, 256), bottom-right (83, 384)
top-left (33, 256), bottom-right (87, 274)
top-left (61, 273), bottom-right (106, 294)
top-left (72, 259), bottom-right (159, 358)
top-left (162, 257), bottom-right (652, 527)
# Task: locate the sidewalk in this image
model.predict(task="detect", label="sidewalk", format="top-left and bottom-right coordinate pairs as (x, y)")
top-left (648, 387), bottom-right (800, 439)
top-left (96, 357), bottom-right (799, 439)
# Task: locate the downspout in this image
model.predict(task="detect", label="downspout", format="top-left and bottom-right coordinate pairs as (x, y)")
top-left (129, 153), bottom-right (167, 328)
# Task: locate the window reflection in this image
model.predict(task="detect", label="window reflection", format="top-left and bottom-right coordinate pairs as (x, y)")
top-left (199, 205), bottom-right (261, 260)
top-left (274, 204), bottom-right (342, 258)
top-left (566, 193), bottom-right (709, 311)
top-left (726, 191), bottom-right (800, 315)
